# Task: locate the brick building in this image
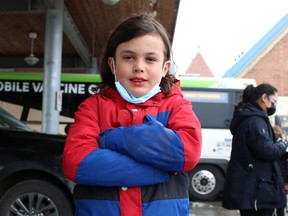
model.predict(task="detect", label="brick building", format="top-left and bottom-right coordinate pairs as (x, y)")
top-left (223, 13), bottom-right (288, 96)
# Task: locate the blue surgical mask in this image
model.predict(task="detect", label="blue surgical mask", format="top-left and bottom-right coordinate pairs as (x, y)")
top-left (112, 59), bottom-right (164, 104)
top-left (115, 81), bottom-right (161, 104)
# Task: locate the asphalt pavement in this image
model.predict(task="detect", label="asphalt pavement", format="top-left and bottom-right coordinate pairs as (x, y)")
top-left (189, 201), bottom-right (240, 216)
top-left (189, 197), bottom-right (288, 216)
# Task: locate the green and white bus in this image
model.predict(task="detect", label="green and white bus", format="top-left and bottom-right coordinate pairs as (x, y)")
top-left (0, 72), bottom-right (259, 201)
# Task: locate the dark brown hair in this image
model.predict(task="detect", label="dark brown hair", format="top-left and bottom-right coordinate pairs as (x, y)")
top-left (237, 83), bottom-right (277, 107)
top-left (243, 83), bottom-right (277, 102)
top-left (95, 13), bottom-right (177, 95)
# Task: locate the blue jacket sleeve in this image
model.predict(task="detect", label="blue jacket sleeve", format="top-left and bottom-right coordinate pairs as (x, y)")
top-left (75, 148), bottom-right (169, 186)
top-left (98, 118), bottom-right (184, 172)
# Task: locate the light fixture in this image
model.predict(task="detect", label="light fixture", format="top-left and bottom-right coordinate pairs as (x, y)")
top-left (101, 0), bottom-right (120, 6)
top-left (24, 32), bottom-right (39, 66)
top-left (149, 0), bottom-right (157, 17)
top-left (149, 0), bottom-right (157, 7)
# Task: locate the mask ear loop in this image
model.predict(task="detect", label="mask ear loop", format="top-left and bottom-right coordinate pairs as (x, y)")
top-left (111, 58), bottom-right (118, 82)
top-left (161, 60), bottom-right (172, 77)
top-left (169, 51), bottom-right (178, 75)
top-left (162, 62), bottom-right (167, 78)
top-left (158, 62), bottom-right (168, 86)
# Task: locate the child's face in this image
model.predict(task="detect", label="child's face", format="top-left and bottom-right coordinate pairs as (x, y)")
top-left (110, 34), bottom-right (170, 98)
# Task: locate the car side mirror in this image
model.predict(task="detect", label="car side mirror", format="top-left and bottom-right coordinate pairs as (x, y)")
top-left (64, 124), bottom-right (71, 135)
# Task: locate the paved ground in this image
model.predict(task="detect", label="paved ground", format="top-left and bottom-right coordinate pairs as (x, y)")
top-left (189, 201), bottom-right (240, 216)
top-left (190, 201), bottom-right (288, 216)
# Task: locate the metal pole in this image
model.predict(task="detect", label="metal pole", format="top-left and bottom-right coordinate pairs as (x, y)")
top-left (42, 0), bottom-right (64, 134)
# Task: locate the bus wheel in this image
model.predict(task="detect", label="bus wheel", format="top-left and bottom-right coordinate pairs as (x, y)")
top-left (188, 165), bottom-right (224, 201)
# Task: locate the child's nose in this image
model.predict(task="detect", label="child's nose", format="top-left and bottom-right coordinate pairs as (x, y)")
top-left (133, 60), bottom-right (144, 73)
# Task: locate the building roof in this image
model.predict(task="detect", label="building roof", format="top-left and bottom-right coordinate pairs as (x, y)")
top-left (0, 0), bottom-right (180, 72)
top-left (185, 51), bottom-right (214, 77)
top-left (223, 13), bottom-right (288, 78)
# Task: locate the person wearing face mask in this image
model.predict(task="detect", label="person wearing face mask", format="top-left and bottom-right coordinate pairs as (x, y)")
top-left (222, 83), bottom-right (288, 216)
top-left (62, 13), bottom-right (202, 216)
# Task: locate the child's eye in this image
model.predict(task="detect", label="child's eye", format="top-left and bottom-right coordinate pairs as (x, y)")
top-left (122, 55), bottom-right (134, 60)
top-left (146, 57), bottom-right (157, 63)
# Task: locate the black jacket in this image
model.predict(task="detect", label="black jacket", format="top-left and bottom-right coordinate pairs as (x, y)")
top-left (222, 102), bottom-right (287, 210)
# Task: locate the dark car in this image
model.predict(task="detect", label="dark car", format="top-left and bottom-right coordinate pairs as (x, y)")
top-left (0, 108), bottom-right (74, 215)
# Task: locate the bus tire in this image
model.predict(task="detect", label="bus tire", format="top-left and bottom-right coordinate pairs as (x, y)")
top-left (188, 164), bottom-right (224, 201)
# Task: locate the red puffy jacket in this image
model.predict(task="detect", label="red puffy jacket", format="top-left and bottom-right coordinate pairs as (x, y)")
top-left (63, 81), bottom-right (202, 216)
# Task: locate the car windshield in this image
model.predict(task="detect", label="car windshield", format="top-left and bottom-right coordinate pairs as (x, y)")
top-left (0, 108), bottom-right (33, 131)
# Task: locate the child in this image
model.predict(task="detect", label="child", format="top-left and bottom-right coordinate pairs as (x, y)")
top-left (274, 125), bottom-right (284, 141)
top-left (274, 125), bottom-right (288, 216)
top-left (62, 13), bottom-right (202, 216)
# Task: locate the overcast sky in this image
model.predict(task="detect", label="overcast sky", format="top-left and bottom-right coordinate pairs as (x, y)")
top-left (172, 0), bottom-right (288, 77)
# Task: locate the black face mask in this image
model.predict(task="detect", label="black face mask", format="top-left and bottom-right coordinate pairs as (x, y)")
top-left (267, 103), bottom-right (276, 116)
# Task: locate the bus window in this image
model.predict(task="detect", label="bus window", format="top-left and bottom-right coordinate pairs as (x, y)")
top-left (182, 88), bottom-right (242, 129)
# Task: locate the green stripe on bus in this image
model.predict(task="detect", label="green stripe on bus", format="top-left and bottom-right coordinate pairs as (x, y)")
top-left (61, 74), bottom-right (101, 82)
top-left (0, 72), bottom-right (44, 81)
top-left (180, 79), bottom-right (219, 88)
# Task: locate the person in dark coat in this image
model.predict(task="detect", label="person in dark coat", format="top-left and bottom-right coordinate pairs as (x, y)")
top-left (222, 83), bottom-right (288, 216)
